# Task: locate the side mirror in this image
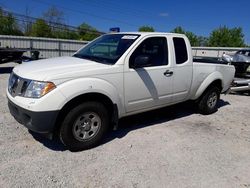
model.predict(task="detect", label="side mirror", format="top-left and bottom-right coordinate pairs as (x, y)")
top-left (134, 55), bottom-right (150, 68)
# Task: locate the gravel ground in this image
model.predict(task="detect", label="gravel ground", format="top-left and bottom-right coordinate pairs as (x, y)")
top-left (0, 62), bottom-right (250, 188)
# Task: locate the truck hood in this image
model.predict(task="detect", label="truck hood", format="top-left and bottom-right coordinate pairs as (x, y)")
top-left (13, 56), bottom-right (112, 82)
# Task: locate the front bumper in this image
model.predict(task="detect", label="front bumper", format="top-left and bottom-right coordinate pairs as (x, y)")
top-left (8, 99), bottom-right (59, 134)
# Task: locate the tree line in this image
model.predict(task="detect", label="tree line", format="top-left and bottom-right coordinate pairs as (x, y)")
top-left (0, 6), bottom-right (247, 47)
top-left (0, 7), bottom-right (102, 41)
top-left (138, 25), bottom-right (247, 47)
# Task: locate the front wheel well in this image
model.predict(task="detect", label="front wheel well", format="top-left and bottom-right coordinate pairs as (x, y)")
top-left (54, 93), bottom-right (117, 136)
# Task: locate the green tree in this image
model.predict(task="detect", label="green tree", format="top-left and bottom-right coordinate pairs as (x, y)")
top-left (0, 8), bottom-right (23, 35)
top-left (78, 23), bottom-right (101, 41)
top-left (171, 26), bottom-right (200, 46)
top-left (208, 26), bottom-right (245, 47)
top-left (197, 36), bottom-right (208, 47)
top-left (21, 6), bottom-right (33, 36)
top-left (171, 26), bottom-right (209, 46)
top-left (171, 26), bottom-right (185, 34)
top-left (42, 6), bottom-right (65, 38)
top-left (53, 26), bottom-right (79, 40)
top-left (30, 19), bottom-right (52, 37)
top-left (138, 26), bottom-right (155, 32)
top-left (43, 6), bottom-right (64, 25)
top-left (185, 32), bottom-right (200, 46)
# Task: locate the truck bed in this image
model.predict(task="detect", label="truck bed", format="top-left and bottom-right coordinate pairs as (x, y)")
top-left (190, 62), bottom-right (235, 99)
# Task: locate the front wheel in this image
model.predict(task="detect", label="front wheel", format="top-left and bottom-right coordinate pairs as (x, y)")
top-left (59, 102), bottom-right (109, 151)
top-left (197, 87), bottom-right (220, 115)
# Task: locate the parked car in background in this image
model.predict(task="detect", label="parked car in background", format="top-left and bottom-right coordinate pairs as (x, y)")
top-left (222, 49), bottom-right (250, 75)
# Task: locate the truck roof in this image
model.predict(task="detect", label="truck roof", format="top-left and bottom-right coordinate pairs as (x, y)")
top-left (108, 32), bottom-right (186, 37)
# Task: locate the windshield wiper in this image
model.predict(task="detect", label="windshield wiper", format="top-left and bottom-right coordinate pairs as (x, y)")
top-left (73, 54), bottom-right (113, 64)
top-left (73, 54), bottom-right (82, 58)
top-left (86, 56), bottom-right (103, 63)
top-left (73, 54), bottom-right (101, 63)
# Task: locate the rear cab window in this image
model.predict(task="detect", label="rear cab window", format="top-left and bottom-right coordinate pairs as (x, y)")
top-left (173, 37), bottom-right (188, 64)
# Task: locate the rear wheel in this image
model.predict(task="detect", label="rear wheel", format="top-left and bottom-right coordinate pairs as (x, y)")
top-left (59, 102), bottom-right (109, 151)
top-left (197, 87), bottom-right (220, 115)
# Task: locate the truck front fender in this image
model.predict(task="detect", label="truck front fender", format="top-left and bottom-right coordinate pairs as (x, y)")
top-left (191, 71), bottom-right (223, 100)
top-left (57, 77), bottom-right (124, 116)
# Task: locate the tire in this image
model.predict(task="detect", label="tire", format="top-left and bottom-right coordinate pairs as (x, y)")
top-left (59, 101), bottom-right (109, 151)
top-left (197, 87), bottom-right (220, 115)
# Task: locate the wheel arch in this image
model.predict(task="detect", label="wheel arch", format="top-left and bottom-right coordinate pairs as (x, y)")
top-left (199, 79), bottom-right (222, 99)
top-left (192, 72), bottom-right (223, 100)
top-left (53, 92), bottom-right (119, 135)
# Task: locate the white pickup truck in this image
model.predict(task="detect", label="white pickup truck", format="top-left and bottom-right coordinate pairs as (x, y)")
top-left (7, 32), bottom-right (235, 151)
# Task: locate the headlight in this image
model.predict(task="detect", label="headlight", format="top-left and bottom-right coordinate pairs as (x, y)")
top-left (24, 81), bottom-right (56, 98)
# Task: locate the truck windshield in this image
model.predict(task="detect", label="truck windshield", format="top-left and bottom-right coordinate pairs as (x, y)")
top-left (73, 34), bottom-right (140, 64)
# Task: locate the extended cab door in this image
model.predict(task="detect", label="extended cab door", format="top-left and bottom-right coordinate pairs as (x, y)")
top-left (171, 37), bottom-right (193, 102)
top-left (124, 36), bottom-right (173, 113)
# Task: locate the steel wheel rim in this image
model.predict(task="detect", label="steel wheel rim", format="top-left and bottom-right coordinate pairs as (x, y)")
top-left (72, 112), bottom-right (101, 141)
top-left (207, 92), bottom-right (218, 109)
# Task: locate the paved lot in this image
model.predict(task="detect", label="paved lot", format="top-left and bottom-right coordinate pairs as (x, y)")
top-left (0, 62), bottom-right (250, 188)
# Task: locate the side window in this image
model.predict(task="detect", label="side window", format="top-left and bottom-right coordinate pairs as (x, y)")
top-left (173, 37), bottom-right (188, 64)
top-left (129, 37), bottom-right (168, 68)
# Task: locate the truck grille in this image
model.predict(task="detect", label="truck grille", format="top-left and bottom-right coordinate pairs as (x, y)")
top-left (8, 73), bottom-right (30, 97)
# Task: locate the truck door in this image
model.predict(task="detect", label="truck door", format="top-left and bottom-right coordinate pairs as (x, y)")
top-left (172, 37), bottom-right (193, 102)
top-left (124, 36), bottom-right (173, 112)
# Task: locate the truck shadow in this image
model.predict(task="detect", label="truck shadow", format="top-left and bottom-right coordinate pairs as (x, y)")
top-left (0, 67), bottom-right (14, 74)
top-left (29, 99), bottom-right (230, 152)
top-left (29, 130), bottom-right (66, 151)
top-left (102, 99), bottom-right (230, 145)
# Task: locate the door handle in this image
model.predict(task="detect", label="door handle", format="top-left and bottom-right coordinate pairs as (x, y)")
top-left (163, 70), bottom-right (173, 77)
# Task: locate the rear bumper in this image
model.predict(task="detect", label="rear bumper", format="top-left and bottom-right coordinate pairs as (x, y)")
top-left (8, 99), bottom-right (59, 134)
